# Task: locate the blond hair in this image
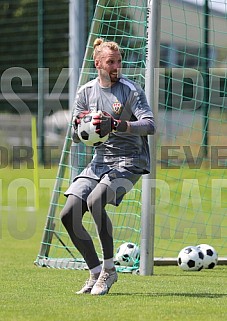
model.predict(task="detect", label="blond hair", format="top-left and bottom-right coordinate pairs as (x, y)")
top-left (93, 38), bottom-right (121, 59)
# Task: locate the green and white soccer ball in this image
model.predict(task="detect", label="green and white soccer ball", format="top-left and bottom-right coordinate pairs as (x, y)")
top-left (177, 246), bottom-right (204, 271)
top-left (196, 244), bottom-right (218, 269)
top-left (77, 111), bottom-right (109, 147)
top-left (115, 242), bottom-right (140, 267)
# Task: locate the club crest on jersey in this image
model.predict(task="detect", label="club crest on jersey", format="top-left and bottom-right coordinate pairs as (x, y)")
top-left (112, 100), bottom-right (123, 114)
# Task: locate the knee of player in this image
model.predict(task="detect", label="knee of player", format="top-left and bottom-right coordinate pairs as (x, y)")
top-left (60, 204), bottom-right (72, 225)
top-left (60, 207), bottom-right (69, 225)
top-left (87, 193), bottom-right (102, 213)
top-left (86, 194), bottom-right (95, 212)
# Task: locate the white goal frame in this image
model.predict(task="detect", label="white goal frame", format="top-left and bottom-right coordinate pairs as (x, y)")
top-left (140, 0), bottom-right (161, 276)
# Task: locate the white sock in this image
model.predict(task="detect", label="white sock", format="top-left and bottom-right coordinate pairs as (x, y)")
top-left (90, 265), bottom-right (102, 275)
top-left (103, 258), bottom-right (115, 270)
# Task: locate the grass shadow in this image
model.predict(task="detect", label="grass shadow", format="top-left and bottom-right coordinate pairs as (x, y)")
top-left (110, 292), bottom-right (227, 298)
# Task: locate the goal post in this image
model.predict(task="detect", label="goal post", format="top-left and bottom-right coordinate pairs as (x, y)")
top-left (140, 0), bottom-right (161, 276)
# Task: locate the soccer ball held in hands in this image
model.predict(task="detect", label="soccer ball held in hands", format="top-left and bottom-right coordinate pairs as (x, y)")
top-left (77, 111), bottom-right (110, 147)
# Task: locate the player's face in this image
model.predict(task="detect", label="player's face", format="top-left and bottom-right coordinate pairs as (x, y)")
top-left (95, 49), bottom-right (122, 85)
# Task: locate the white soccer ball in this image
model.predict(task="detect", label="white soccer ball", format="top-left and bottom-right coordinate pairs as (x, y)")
top-left (196, 244), bottom-right (218, 269)
top-left (177, 246), bottom-right (204, 271)
top-left (115, 242), bottom-right (140, 267)
top-left (77, 111), bottom-right (109, 147)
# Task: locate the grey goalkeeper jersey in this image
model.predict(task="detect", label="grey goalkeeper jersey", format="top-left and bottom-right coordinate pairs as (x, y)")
top-left (72, 75), bottom-right (155, 176)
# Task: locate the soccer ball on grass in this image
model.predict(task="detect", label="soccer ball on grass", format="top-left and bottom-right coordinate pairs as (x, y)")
top-left (115, 242), bottom-right (140, 267)
top-left (77, 111), bottom-right (109, 147)
top-left (196, 244), bottom-right (218, 269)
top-left (177, 246), bottom-right (204, 271)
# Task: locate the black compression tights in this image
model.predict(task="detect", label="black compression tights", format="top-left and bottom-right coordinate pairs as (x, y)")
top-left (60, 183), bottom-right (115, 269)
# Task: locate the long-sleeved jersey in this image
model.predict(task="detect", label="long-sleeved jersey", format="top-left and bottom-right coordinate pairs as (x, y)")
top-left (72, 75), bottom-right (155, 176)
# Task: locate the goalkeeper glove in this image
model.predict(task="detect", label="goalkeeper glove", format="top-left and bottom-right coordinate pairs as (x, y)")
top-left (92, 111), bottom-right (128, 137)
top-left (73, 110), bottom-right (90, 130)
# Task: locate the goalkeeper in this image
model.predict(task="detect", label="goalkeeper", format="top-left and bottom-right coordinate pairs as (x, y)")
top-left (60, 38), bottom-right (156, 295)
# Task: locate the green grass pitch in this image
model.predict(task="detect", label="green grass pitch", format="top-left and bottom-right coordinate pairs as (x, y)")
top-left (1, 166), bottom-right (227, 321)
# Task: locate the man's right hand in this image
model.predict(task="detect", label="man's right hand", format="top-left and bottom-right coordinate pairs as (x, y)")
top-left (73, 110), bottom-right (90, 129)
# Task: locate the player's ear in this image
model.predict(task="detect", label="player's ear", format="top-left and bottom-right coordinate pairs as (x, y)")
top-left (95, 58), bottom-right (101, 69)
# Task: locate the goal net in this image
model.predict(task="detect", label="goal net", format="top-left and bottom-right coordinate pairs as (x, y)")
top-left (35, 0), bottom-right (227, 271)
top-left (35, 0), bottom-right (149, 272)
top-left (155, 0), bottom-right (227, 264)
